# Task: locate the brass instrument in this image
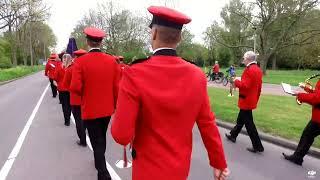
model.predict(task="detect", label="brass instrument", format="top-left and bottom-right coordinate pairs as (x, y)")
top-left (297, 73), bottom-right (320, 105)
top-left (115, 145), bottom-right (132, 169)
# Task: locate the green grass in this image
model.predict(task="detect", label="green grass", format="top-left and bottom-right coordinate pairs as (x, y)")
top-left (203, 66), bottom-right (319, 85)
top-left (0, 66), bottom-right (44, 82)
top-left (208, 87), bottom-right (320, 148)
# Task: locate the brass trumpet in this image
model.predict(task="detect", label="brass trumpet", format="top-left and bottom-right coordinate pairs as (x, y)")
top-left (297, 73), bottom-right (320, 105)
top-left (115, 145), bottom-right (132, 169)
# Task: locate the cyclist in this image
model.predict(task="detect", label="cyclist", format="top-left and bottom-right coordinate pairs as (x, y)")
top-left (226, 64), bottom-right (236, 97)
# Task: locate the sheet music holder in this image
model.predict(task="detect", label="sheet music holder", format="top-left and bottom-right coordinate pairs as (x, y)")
top-left (281, 83), bottom-right (296, 95)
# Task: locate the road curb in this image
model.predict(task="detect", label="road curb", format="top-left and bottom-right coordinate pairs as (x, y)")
top-left (216, 120), bottom-right (320, 159)
top-left (0, 71), bottom-right (42, 86)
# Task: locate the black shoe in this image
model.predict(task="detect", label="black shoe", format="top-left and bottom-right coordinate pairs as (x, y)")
top-left (225, 133), bottom-right (236, 143)
top-left (64, 122), bottom-right (70, 126)
top-left (282, 153), bottom-right (303, 166)
top-left (98, 172), bottom-right (111, 180)
top-left (76, 140), bottom-right (87, 147)
top-left (247, 147), bottom-right (264, 153)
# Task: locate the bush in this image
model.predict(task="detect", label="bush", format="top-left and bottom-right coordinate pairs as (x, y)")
top-left (0, 56), bottom-right (12, 68)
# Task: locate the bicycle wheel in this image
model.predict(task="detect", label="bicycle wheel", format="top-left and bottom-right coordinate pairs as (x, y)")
top-left (222, 77), bottom-right (228, 86)
top-left (214, 76), bottom-right (223, 83)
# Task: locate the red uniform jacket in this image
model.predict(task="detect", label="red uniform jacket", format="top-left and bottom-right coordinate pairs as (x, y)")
top-left (212, 64), bottom-right (220, 73)
top-left (111, 49), bottom-right (227, 180)
top-left (63, 64), bottom-right (81, 106)
top-left (54, 63), bottom-right (67, 92)
top-left (119, 63), bottom-right (128, 79)
top-left (234, 63), bottom-right (262, 110)
top-left (45, 60), bottom-right (57, 79)
top-left (70, 49), bottom-right (120, 120)
top-left (297, 80), bottom-right (320, 124)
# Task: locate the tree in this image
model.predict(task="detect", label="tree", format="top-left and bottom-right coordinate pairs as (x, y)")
top-left (205, 0), bottom-right (320, 73)
top-left (204, 0), bottom-right (253, 66)
top-left (0, 0), bottom-right (49, 66)
top-left (70, 1), bottom-right (149, 59)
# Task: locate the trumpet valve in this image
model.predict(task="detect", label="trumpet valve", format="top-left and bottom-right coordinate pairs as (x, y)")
top-left (298, 82), bottom-right (306, 88)
top-left (305, 84), bottom-right (313, 91)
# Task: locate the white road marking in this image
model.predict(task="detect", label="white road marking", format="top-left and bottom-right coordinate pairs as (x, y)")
top-left (0, 84), bottom-right (49, 180)
top-left (71, 115), bottom-right (122, 180)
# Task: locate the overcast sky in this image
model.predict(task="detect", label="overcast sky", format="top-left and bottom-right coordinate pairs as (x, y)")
top-left (45, 0), bottom-right (231, 51)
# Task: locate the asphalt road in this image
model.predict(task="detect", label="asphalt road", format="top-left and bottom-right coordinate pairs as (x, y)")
top-left (0, 72), bottom-right (319, 180)
top-left (207, 81), bottom-right (294, 96)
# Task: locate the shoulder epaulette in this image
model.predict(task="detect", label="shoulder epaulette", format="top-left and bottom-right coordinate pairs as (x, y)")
top-left (130, 57), bottom-right (150, 65)
top-left (182, 58), bottom-right (197, 65)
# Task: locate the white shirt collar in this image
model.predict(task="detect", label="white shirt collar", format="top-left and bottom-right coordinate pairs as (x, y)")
top-left (89, 48), bottom-right (100, 52)
top-left (152, 47), bottom-right (175, 54)
top-left (247, 61), bottom-right (257, 67)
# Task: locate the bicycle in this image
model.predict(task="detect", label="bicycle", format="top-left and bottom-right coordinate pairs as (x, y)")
top-left (208, 71), bottom-right (224, 83)
top-left (222, 74), bottom-right (229, 86)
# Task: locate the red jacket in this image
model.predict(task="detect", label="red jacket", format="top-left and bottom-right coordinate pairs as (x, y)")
top-left (45, 60), bottom-right (57, 79)
top-left (234, 63), bottom-right (262, 110)
top-left (297, 80), bottom-right (320, 124)
top-left (212, 64), bottom-right (220, 73)
top-left (63, 64), bottom-right (81, 106)
top-left (54, 63), bottom-right (67, 92)
top-left (119, 63), bottom-right (128, 79)
top-left (70, 50), bottom-right (120, 120)
top-left (111, 49), bottom-right (227, 180)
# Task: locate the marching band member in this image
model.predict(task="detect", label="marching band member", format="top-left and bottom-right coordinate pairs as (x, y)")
top-left (63, 49), bottom-right (87, 147)
top-left (70, 27), bottom-right (120, 180)
top-left (283, 76), bottom-right (320, 165)
top-left (111, 6), bottom-right (229, 180)
top-left (54, 54), bottom-right (72, 126)
top-left (45, 53), bottom-right (58, 98)
top-left (225, 51), bottom-right (264, 153)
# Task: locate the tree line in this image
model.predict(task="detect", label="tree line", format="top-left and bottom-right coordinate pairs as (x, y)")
top-left (0, 0), bottom-right (56, 68)
top-left (71, 0), bottom-right (320, 73)
top-left (1, 0), bottom-right (319, 73)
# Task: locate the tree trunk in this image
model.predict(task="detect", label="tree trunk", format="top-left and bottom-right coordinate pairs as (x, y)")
top-left (29, 23), bottom-right (33, 66)
top-left (272, 55), bottom-right (277, 70)
top-left (259, 54), bottom-right (270, 75)
top-left (9, 26), bottom-right (17, 66)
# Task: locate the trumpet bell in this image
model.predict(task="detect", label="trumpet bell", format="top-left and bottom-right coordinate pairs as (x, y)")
top-left (115, 159), bottom-right (132, 168)
top-left (296, 99), bottom-right (302, 105)
top-left (115, 146), bottom-right (132, 169)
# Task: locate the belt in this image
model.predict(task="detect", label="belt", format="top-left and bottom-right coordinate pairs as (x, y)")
top-left (314, 104), bottom-right (320, 109)
top-left (239, 94), bottom-right (246, 99)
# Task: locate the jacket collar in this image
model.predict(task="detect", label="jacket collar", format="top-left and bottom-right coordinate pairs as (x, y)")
top-left (89, 48), bottom-right (101, 52)
top-left (153, 48), bottom-right (177, 56)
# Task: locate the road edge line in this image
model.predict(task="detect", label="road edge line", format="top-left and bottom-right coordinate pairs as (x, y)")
top-left (0, 83), bottom-right (49, 180)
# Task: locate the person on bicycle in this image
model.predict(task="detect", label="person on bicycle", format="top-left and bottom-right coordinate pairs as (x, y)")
top-left (211, 61), bottom-right (220, 81)
top-left (226, 64), bottom-right (236, 97)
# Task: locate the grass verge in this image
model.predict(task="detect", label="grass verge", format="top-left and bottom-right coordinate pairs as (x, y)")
top-left (0, 66), bottom-right (44, 82)
top-left (203, 67), bottom-right (318, 85)
top-left (208, 87), bottom-right (320, 148)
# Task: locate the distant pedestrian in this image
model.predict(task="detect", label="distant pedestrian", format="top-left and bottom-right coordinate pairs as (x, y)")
top-left (225, 51), bottom-right (264, 154)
